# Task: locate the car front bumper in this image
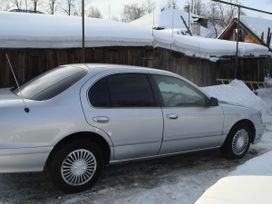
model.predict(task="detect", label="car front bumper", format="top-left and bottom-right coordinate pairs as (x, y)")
top-left (254, 123), bottom-right (266, 144)
top-left (0, 146), bottom-right (52, 173)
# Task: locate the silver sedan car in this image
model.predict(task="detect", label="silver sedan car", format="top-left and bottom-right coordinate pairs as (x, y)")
top-left (0, 64), bottom-right (265, 192)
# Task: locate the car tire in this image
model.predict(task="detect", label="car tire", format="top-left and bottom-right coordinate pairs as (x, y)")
top-left (221, 123), bottom-right (252, 160)
top-left (48, 140), bottom-right (104, 193)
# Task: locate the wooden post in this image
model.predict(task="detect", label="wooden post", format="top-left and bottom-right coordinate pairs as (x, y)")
top-left (82, 0), bottom-right (85, 63)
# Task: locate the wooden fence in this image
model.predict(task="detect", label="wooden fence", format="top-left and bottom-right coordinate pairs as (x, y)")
top-left (0, 47), bottom-right (269, 88)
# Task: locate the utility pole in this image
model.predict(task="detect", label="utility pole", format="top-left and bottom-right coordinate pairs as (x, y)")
top-left (82, 0), bottom-right (85, 63)
top-left (235, 7), bottom-right (241, 79)
top-left (108, 0), bottom-right (111, 20)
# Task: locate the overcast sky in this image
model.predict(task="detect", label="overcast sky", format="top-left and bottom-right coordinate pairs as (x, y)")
top-left (88, 0), bottom-right (272, 20)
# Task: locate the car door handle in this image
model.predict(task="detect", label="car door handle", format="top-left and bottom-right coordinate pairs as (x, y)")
top-left (92, 116), bottom-right (110, 123)
top-left (166, 114), bottom-right (179, 120)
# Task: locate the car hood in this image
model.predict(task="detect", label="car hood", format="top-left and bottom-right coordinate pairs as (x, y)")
top-left (219, 100), bottom-right (257, 111)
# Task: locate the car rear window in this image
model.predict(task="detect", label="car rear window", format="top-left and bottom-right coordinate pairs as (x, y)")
top-left (15, 66), bottom-right (87, 101)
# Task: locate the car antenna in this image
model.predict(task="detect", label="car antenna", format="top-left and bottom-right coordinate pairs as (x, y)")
top-left (5, 53), bottom-right (30, 113)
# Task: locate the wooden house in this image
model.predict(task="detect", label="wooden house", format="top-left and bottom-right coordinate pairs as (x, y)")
top-left (218, 16), bottom-right (272, 51)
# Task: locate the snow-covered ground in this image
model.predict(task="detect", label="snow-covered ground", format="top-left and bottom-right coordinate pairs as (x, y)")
top-left (0, 80), bottom-right (271, 204)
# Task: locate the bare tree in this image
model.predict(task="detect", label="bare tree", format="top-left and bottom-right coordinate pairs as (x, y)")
top-left (30, 0), bottom-right (40, 13)
top-left (164, 0), bottom-right (178, 10)
top-left (184, 0), bottom-right (204, 15)
top-left (47, 0), bottom-right (58, 14)
top-left (142, 0), bottom-right (155, 14)
top-left (203, 0), bottom-right (244, 38)
top-left (10, 0), bottom-right (23, 10)
top-left (206, 2), bottom-right (220, 37)
top-left (121, 3), bottom-right (147, 22)
top-left (86, 6), bottom-right (102, 18)
top-left (63, 0), bottom-right (74, 16)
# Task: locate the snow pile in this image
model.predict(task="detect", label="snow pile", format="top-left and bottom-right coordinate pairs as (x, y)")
top-left (0, 12), bottom-right (270, 61)
top-left (264, 77), bottom-right (272, 87)
top-left (203, 80), bottom-right (269, 118)
top-left (256, 88), bottom-right (272, 123)
top-left (195, 176), bottom-right (272, 204)
top-left (230, 150), bottom-right (272, 176)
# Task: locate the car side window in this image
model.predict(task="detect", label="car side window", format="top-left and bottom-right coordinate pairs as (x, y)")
top-left (153, 75), bottom-right (207, 107)
top-left (89, 78), bottom-right (111, 107)
top-left (108, 73), bottom-right (155, 107)
top-left (88, 73), bottom-right (156, 108)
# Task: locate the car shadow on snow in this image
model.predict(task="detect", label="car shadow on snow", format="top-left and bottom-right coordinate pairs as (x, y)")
top-left (0, 148), bottom-right (260, 203)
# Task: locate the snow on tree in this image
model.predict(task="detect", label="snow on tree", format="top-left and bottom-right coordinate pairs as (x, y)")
top-left (10, 0), bottom-right (24, 10)
top-left (63, 0), bottom-right (75, 16)
top-left (0, 0), bottom-right (11, 11)
top-left (30, 0), bottom-right (40, 13)
top-left (203, 0), bottom-right (244, 38)
top-left (163, 0), bottom-right (179, 10)
top-left (86, 6), bottom-right (102, 18)
top-left (142, 0), bottom-right (156, 14)
top-left (184, 0), bottom-right (204, 15)
top-left (47, 0), bottom-right (58, 15)
top-left (121, 3), bottom-right (147, 23)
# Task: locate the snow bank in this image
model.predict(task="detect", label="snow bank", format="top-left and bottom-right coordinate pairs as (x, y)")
top-left (256, 88), bottom-right (272, 123)
top-left (264, 77), bottom-right (272, 87)
top-left (203, 80), bottom-right (269, 118)
top-left (0, 12), bottom-right (270, 61)
top-left (195, 176), bottom-right (272, 204)
top-left (230, 150), bottom-right (272, 176)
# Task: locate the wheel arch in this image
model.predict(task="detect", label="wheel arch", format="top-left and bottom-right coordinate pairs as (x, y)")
top-left (228, 119), bottom-right (256, 143)
top-left (44, 132), bottom-right (112, 171)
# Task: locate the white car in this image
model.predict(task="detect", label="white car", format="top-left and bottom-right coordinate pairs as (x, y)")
top-left (0, 64), bottom-right (265, 192)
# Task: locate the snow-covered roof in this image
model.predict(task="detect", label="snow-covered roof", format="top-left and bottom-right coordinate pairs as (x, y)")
top-left (130, 9), bottom-right (208, 37)
top-left (130, 9), bottom-right (203, 30)
top-left (241, 16), bottom-right (272, 45)
top-left (0, 12), bottom-right (270, 62)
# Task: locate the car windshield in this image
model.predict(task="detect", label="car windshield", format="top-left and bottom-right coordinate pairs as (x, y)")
top-left (14, 66), bottom-right (87, 101)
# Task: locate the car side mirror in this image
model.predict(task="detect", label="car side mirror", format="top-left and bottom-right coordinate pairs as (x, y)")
top-left (208, 97), bottom-right (219, 106)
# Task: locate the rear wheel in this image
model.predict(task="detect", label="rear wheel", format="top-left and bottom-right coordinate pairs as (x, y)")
top-left (221, 123), bottom-right (252, 159)
top-left (48, 141), bottom-right (104, 193)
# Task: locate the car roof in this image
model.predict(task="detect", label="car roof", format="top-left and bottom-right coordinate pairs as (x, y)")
top-left (63, 63), bottom-right (208, 98)
top-left (67, 63), bottom-right (178, 77)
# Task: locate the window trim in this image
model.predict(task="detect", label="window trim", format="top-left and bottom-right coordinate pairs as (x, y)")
top-left (150, 74), bottom-right (209, 108)
top-left (87, 73), bottom-right (159, 109)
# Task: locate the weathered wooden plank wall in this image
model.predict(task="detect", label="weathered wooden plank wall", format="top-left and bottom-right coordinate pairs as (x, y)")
top-left (0, 47), bottom-right (267, 88)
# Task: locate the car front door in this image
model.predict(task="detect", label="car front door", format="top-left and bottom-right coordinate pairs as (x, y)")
top-left (81, 73), bottom-right (163, 160)
top-left (151, 74), bottom-right (224, 154)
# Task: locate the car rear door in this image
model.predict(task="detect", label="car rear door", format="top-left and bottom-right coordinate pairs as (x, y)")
top-left (151, 74), bottom-right (224, 154)
top-left (81, 72), bottom-right (163, 160)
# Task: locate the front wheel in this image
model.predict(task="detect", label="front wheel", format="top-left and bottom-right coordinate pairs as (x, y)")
top-left (221, 123), bottom-right (252, 159)
top-left (48, 141), bottom-right (104, 193)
